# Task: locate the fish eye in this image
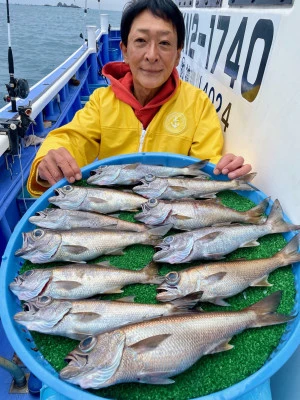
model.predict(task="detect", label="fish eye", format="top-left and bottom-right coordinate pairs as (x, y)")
top-left (37, 296), bottom-right (52, 305)
top-left (163, 236), bottom-right (174, 244)
top-left (144, 174), bottom-right (156, 182)
top-left (63, 185), bottom-right (73, 192)
top-left (166, 271), bottom-right (180, 286)
top-left (33, 229), bottom-right (44, 238)
top-left (147, 198), bottom-right (158, 208)
top-left (79, 336), bottom-right (97, 353)
top-left (24, 270), bottom-right (34, 277)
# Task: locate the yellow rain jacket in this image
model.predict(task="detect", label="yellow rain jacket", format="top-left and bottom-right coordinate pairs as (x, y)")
top-left (27, 71), bottom-right (223, 197)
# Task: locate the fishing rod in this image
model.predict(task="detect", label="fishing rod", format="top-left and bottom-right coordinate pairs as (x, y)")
top-left (80, 0), bottom-right (88, 40)
top-left (4, 0), bottom-right (29, 112)
top-left (2, 0), bottom-right (35, 156)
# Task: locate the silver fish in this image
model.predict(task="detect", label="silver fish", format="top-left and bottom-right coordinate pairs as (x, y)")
top-left (132, 173), bottom-right (257, 199)
top-left (9, 262), bottom-right (163, 301)
top-left (15, 225), bottom-right (170, 264)
top-left (156, 233), bottom-right (300, 305)
top-left (87, 160), bottom-right (210, 186)
top-left (153, 199), bottom-right (300, 263)
top-left (29, 208), bottom-right (147, 232)
top-left (13, 294), bottom-right (198, 340)
top-left (59, 291), bottom-right (293, 389)
top-left (48, 185), bottom-right (147, 214)
top-left (135, 197), bottom-right (268, 230)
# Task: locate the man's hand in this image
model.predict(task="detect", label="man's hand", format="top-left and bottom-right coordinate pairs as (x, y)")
top-left (213, 153), bottom-right (252, 179)
top-left (38, 147), bottom-right (82, 185)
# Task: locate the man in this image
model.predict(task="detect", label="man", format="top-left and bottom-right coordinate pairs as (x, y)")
top-left (27, 0), bottom-right (251, 197)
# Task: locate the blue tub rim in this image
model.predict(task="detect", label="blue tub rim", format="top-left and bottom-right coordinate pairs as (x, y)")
top-left (0, 152), bottom-right (299, 400)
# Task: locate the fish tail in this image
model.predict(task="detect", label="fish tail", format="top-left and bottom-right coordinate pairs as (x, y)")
top-left (143, 224), bottom-right (173, 245)
top-left (235, 172), bottom-right (257, 191)
top-left (275, 233), bottom-right (300, 265)
top-left (244, 197), bottom-right (269, 224)
top-left (246, 291), bottom-right (295, 328)
top-left (184, 160), bottom-right (210, 176)
top-left (141, 262), bottom-right (164, 284)
top-left (267, 200), bottom-right (300, 233)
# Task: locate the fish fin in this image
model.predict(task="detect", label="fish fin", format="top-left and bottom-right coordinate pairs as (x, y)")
top-left (210, 298), bottom-right (231, 306)
top-left (240, 240), bottom-right (260, 248)
top-left (210, 340), bottom-right (234, 354)
top-left (109, 213), bottom-right (120, 218)
top-left (123, 163), bottom-right (140, 170)
top-left (138, 375), bottom-right (175, 385)
top-left (172, 213), bottom-right (193, 221)
top-left (267, 199), bottom-right (300, 233)
top-left (250, 275), bottom-right (273, 287)
top-left (198, 193), bottom-right (217, 199)
top-left (141, 261), bottom-right (163, 284)
top-left (129, 334), bottom-right (171, 354)
top-left (276, 233), bottom-right (300, 264)
top-left (244, 197), bottom-right (269, 224)
top-left (106, 249), bottom-right (125, 255)
top-left (170, 291), bottom-right (203, 310)
top-left (52, 281), bottom-right (82, 290)
top-left (195, 232), bottom-right (221, 244)
top-left (95, 261), bottom-right (115, 267)
top-left (185, 159), bottom-right (210, 174)
top-left (60, 245), bottom-right (88, 254)
top-left (211, 222), bottom-right (233, 227)
top-left (72, 312), bottom-right (102, 322)
top-left (88, 197), bottom-right (107, 204)
top-left (245, 291), bottom-right (295, 328)
top-left (204, 272), bottom-right (227, 285)
top-left (117, 296), bottom-right (135, 303)
top-left (234, 172), bottom-right (257, 191)
top-left (169, 185), bottom-right (188, 192)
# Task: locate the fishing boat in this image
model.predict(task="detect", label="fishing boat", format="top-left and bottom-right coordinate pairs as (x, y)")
top-left (0, 1), bottom-right (299, 399)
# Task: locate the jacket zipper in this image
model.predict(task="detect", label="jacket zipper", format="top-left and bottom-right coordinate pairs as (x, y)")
top-left (138, 127), bottom-right (147, 152)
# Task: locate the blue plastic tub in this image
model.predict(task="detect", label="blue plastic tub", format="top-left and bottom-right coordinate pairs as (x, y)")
top-left (1, 152), bottom-right (299, 400)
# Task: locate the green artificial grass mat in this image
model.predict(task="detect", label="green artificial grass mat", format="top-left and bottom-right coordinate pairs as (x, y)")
top-left (20, 189), bottom-right (296, 400)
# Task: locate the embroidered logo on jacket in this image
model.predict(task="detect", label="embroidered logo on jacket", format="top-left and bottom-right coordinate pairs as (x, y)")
top-left (164, 112), bottom-right (186, 134)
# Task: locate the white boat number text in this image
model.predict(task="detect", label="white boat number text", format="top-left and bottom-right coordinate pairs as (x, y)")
top-left (179, 12), bottom-right (277, 131)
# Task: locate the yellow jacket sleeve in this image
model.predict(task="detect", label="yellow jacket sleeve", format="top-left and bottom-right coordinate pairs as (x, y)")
top-left (27, 90), bottom-right (102, 197)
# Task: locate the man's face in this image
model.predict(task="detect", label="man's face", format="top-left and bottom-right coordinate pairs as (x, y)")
top-left (120, 10), bottom-right (182, 102)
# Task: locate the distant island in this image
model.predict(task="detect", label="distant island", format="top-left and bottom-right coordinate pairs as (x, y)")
top-left (57, 2), bottom-right (80, 7)
top-left (44, 3), bottom-right (81, 8)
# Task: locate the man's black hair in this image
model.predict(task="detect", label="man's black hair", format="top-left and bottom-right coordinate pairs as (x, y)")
top-left (121, 0), bottom-right (185, 49)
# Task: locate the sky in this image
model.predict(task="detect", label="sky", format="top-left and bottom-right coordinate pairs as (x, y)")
top-left (0, 0), bottom-right (128, 11)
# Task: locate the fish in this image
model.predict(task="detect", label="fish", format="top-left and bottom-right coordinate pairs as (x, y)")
top-left (48, 185), bottom-right (148, 214)
top-left (86, 160), bottom-right (210, 186)
top-left (13, 294), bottom-right (200, 340)
top-left (29, 208), bottom-right (147, 232)
top-left (15, 225), bottom-right (171, 264)
top-left (156, 233), bottom-right (300, 305)
top-left (153, 199), bottom-right (300, 263)
top-left (9, 262), bottom-right (163, 301)
top-left (132, 173), bottom-right (257, 199)
top-left (59, 291), bottom-right (293, 389)
top-left (134, 197), bottom-right (269, 230)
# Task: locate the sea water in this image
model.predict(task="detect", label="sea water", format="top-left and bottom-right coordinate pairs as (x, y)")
top-left (0, 3), bottom-right (122, 108)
